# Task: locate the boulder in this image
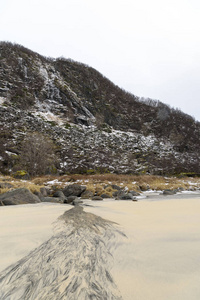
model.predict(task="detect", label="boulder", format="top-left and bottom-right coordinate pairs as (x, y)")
top-left (33, 191), bottom-right (44, 200)
top-left (177, 187), bottom-right (185, 192)
top-left (101, 193), bottom-right (111, 198)
top-left (129, 190), bottom-right (140, 196)
top-left (112, 191), bottom-right (119, 197)
top-left (64, 196), bottom-right (78, 204)
top-left (163, 189), bottom-right (176, 195)
top-left (92, 196), bottom-right (103, 201)
top-left (0, 188), bottom-right (40, 205)
top-left (12, 170), bottom-right (30, 180)
top-left (1, 199), bottom-right (17, 205)
top-left (112, 190), bottom-right (124, 198)
top-left (40, 187), bottom-right (51, 197)
top-left (81, 190), bottom-right (94, 199)
top-left (111, 184), bottom-right (122, 191)
top-left (53, 190), bottom-right (65, 198)
top-left (73, 199), bottom-right (83, 206)
top-left (116, 192), bottom-right (134, 200)
top-left (62, 184), bottom-right (86, 197)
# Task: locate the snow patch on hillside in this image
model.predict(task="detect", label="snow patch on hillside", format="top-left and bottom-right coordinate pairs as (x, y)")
top-left (0, 97), bottom-right (6, 105)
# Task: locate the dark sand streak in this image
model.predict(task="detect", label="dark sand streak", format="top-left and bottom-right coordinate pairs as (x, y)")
top-left (0, 206), bottom-right (125, 300)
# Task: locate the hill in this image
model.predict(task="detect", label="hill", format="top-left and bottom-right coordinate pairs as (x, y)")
top-left (0, 41), bottom-right (199, 175)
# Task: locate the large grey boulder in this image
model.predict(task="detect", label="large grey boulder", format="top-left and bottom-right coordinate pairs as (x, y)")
top-left (0, 188), bottom-right (40, 205)
top-left (62, 184), bottom-right (86, 197)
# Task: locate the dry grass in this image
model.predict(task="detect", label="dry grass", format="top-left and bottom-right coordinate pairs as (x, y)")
top-left (31, 175), bottom-right (58, 185)
top-left (71, 174), bottom-right (200, 192)
top-left (85, 183), bottom-right (96, 194)
top-left (0, 175), bottom-right (45, 194)
top-left (16, 182), bottom-right (43, 193)
top-left (0, 187), bottom-right (12, 194)
top-left (0, 174), bottom-right (200, 196)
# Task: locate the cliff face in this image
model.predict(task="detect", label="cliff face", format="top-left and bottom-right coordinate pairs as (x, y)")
top-left (0, 42), bottom-right (199, 175)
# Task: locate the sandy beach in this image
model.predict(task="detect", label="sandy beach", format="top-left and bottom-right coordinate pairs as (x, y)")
top-left (85, 197), bottom-right (200, 300)
top-left (0, 195), bottom-right (200, 299)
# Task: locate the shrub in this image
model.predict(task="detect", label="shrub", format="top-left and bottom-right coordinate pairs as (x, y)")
top-left (19, 132), bottom-right (57, 176)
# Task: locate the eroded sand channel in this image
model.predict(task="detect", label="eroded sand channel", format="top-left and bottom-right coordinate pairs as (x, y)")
top-left (0, 205), bottom-right (124, 300)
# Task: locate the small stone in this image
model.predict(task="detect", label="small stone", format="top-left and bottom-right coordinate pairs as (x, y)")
top-left (41, 197), bottom-right (63, 203)
top-left (132, 197), bottom-right (138, 201)
top-left (92, 196), bottom-right (103, 201)
top-left (101, 193), bottom-right (111, 198)
top-left (163, 189), bottom-right (176, 195)
top-left (129, 190), bottom-right (140, 196)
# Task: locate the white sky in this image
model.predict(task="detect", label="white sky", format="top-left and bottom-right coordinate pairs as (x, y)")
top-left (1, 0), bottom-right (200, 121)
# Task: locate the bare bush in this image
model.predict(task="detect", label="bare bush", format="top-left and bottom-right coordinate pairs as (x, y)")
top-left (19, 132), bottom-right (56, 176)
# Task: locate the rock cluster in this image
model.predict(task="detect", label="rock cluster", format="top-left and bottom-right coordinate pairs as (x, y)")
top-left (0, 183), bottom-right (140, 206)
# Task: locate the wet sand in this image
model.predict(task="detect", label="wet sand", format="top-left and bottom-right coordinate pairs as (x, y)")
top-left (0, 195), bottom-right (200, 299)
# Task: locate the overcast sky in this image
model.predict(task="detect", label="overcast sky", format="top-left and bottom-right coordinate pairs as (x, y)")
top-left (1, 0), bottom-right (200, 121)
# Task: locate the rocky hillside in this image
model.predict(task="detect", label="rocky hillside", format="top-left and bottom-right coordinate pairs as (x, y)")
top-left (0, 41), bottom-right (200, 175)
